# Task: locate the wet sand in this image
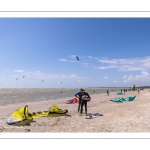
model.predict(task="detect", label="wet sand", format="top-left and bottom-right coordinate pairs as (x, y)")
top-left (0, 89), bottom-right (149, 132)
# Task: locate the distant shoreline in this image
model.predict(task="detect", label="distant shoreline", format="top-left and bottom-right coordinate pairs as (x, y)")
top-left (0, 86), bottom-right (150, 89)
top-left (88, 86), bottom-right (150, 88)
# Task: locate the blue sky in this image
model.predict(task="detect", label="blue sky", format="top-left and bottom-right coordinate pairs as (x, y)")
top-left (0, 18), bottom-right (150, 88)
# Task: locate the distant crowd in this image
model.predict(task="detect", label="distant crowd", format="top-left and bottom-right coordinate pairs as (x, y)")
top-left (106, 88), bottom-right (141, 96)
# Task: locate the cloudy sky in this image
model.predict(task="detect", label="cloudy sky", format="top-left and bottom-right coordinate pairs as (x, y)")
top-left (1, 18), bottom-right (150, 88)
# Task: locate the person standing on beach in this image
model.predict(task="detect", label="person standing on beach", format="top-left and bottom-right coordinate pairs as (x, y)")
top-left (75, 88), bottom-right (90, 116)
top-left (74, 88), bottom-right (85, 113)
top-left (121, 89), bottom-right (122, 93)
top-left (124, 89), bottom-right (126, 93)
top-left (107, 89), bottom-right (109, 96)
top-left (80, 89), bottom-right (90, 116)
top-left (138, 88), bottom-right (140, 94)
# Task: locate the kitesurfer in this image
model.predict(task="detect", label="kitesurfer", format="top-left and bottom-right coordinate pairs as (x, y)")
top-left (75, 88), bottom-right (90, 116)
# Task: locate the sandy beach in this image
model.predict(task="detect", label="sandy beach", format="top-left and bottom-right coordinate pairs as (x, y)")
top-left (0, 89), bottom-right (150, 132)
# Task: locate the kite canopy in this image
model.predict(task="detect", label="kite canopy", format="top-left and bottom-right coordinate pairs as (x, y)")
top-left (76, 56), bottom-right (79, 61)
top-left (112, 96), bottom-right (136, 102)
top-left (65, 98), bottom-right (78, 104)
top-left (132, 84), bottom-right (135, 91)
top-left (6, 105), bottom-right (33, 125)
top-left (125, 96), bottom-right (136, 101)
top-left (6, 105), bottom-right (68, 122)
top-left (31, 106), bottom-right (68, 118)
top-left (117, 92), bottom-right (123, 95)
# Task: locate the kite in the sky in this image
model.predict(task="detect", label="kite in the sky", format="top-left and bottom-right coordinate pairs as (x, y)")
top-left (42, 80), bottom-right (44, 83)
top-left (76, 56), bottom-right (79, 61)
top-left (16, 78), bottom-right (18, 80)
top-left (23, 76), bottom-right (25, 78)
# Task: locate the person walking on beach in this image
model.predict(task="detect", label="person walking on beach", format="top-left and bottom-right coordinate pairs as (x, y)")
top-left (107, 89), bottom-right (109, 96)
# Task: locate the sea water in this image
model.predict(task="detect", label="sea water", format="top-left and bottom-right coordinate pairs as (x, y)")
top-left (0, 88), bottom-right (130, 105)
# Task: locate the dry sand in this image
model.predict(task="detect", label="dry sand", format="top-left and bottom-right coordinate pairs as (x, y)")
top-left (0, 89), bottom-right (150, 132)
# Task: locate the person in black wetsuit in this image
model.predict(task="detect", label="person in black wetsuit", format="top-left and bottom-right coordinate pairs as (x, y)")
top-left (75, 88), bottom-right (90, 116)
top-left (107, 89), bottom-right (109, 96)
top-left (124, 89), bottom-right (126, 93)
top-left (74, 88), bottom-right (84, 113)
top-left (121, 89), bottom-right (122, 93)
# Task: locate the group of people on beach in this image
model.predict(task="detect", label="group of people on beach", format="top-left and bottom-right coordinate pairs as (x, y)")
top-left (120, 89), bottom-right (128, 93)
top-left (107, 88), bottom-right (128, 96)
top-left (74, 87), bottom-right (140, 116)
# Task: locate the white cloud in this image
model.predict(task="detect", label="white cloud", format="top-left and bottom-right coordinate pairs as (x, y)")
top-left (13, 70), bottom-right (26, 73)
top-left (88, 56), bottom-right (93, 59)
top-left (103, 76), bottom-right (108, 79)
top-left (12, 69), bottom-right (88, 80)
top-left (70, 74), bottom-right (77, 78)
top-left (123, 71), bottom-right (150, 84)
top-left (38, 73), bottom-right (85, 80)
top-left (97, 66), bottom-right (107, 69)
top-left (114, 80), bottom-right (117, 83)
top-left (69, 55), bottom-right (77, 59)
top-left (58, 59), bottom-right (68, 62)
top-left (59, 55), bottom-right (80, 63)
top-left (98, 59), bottom-right (119, 64)
top-left (141, 71), bottom-right (149, 76)
top-left (70, 61), bottom-right (78, 63)
top-left (59, 55), bottom-right (150, 72)
top-left (123, 75), bottom-right (128, 79)
top-left (87, 56), bottom-right (150, 72)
